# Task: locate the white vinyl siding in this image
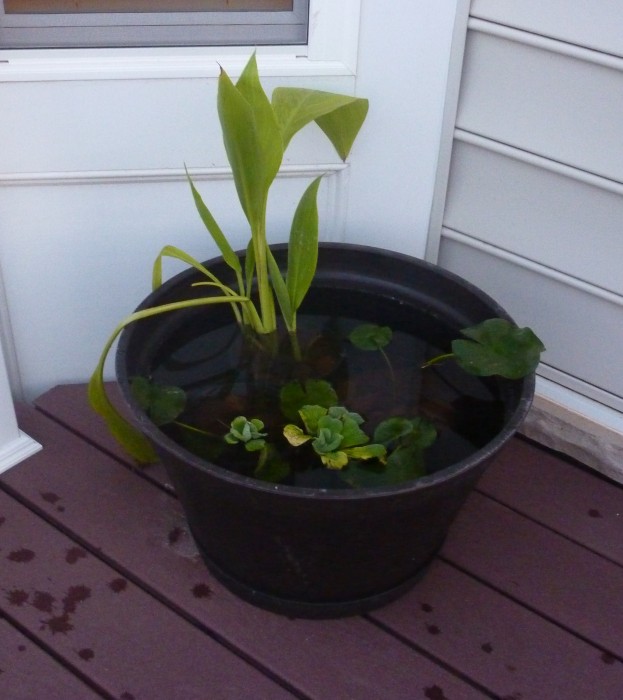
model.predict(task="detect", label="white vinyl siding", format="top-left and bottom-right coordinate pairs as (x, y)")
top-left (430, 2), bottom-right (623, 423)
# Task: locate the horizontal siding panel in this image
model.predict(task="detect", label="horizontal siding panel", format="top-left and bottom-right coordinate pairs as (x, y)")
top-left (471, 0), bottom-right (623, 58)
top-left (457, 30), bottom-right (623, 183)
top-left (438, 233), bottom-right (623, 405)
top-left (444, 138), bottom-right (623, 295)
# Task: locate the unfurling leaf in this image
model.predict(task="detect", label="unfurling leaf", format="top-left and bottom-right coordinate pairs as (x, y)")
top-left (271, 88), bottom-right (368, 157)
top-left (224, 416), bottom-right (267, 452)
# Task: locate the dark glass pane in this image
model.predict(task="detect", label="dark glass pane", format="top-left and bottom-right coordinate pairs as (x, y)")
top-left (5, 0), bottom-right (292, 13)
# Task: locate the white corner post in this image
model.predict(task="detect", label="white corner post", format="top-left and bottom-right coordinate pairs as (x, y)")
top-left (0, 266), bottom-right (41, 473)
top-left (0, 343), bottom-right (41, 474)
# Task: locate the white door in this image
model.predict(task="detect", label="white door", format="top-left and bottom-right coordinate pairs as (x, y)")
top-left (0, 0), bottom-right (460, 402)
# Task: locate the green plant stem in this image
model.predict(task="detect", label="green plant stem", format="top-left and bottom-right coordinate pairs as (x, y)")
top-left (288, 329), bottom-right (303, 363)
top-left (421, 352), bottom-right (455, 369)
top-left (379, 347), bottom-right (397, 403)
top-left (174, 420), bottom-right (213, 437)
top-left (254, 445), bottom-right (269, 474)
top-left (252, 212), bottom-right (276, 334)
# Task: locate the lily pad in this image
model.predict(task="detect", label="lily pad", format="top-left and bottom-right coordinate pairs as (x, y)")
top-left (452, 318), bottom-right (545, 379)
top-left (130, 376), bottom-right (186, 426)
top-left (349, 323), bottom-right (392, 351)
top-left (279, 379), bottom-right (338, 421)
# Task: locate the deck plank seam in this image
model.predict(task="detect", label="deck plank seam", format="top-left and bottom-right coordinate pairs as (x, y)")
top-left (0, 478), bottom-right (313, 700)
top-left (32, 404), bottom-right (175, 496)
top-left (0, 603), bottom-right (113, 699)
top-left (473, 487), bottom-right (623, 570)
top-left (439, 556), bottom-right (623, 664)
top-left (363, 613), bottom-right (499, 699)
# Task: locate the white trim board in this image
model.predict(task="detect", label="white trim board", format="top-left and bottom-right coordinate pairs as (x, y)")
top-left (0, 163), bottom-right (348, 188)
top-left (0, 431), bottom-right (42, 475)
top-left (0, 0), bottom-right (362, 82)
top-left (523, 377), bottom-right (623, 485)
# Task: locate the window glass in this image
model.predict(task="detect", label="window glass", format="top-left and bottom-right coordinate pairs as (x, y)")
top-left (4, 1), bottom-right (292, 12)
top-left (0, 0), bottom-right (305, 49)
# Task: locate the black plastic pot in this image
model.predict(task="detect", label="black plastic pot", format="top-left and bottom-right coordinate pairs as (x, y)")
top-left (116, 243), bottom-right (534, 618)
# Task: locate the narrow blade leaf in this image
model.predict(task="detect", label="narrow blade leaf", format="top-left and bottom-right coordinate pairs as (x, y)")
top-left (286, 176), bottom-right (322, 313)
top-left (185, 168), bottom-right (241, 274)
top-left (266, 247), bottom-right (294, 331)
top-left (89, 294), bottom-right (249, 463)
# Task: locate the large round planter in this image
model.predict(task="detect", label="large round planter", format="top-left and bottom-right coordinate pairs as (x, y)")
top-left (116, 243), bottom-right (534, 618)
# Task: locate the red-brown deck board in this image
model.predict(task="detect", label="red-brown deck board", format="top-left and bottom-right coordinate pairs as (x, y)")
top-left (0, 383), bottom-right (621, 699)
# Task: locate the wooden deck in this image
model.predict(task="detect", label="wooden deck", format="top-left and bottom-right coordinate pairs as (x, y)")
top-left (1, 384), bottom-right (622, 699)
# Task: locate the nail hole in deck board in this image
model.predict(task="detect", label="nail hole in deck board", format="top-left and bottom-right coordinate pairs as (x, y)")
top-left (601, 652), bottom-right (617, 665)
top-left (62, 585), bottom-right (91, 614)
top-left (481, 642), bottom-right (494, 654)
top-left (7, 549), bottom-right (35, 563)
top-left (6, 589), bottom-right (29, 606)
top-left (65, 547), bottom-right (88, 564)
top-left (109, 578), bottom-right (128, 593)
top-left (17, 645), bottom-right (26, 652)
top-left (32, 591), bottom-right (56, 613)
top-left (424, 685), bottom-right (449, 700)
top-left (192, 583), bottom-right (212, 599)
top-left (168, 527), bottom-right (183, 545)
top-left (40, 492), bottom-right (66, 513)
top-left (588, 508), bottom-right (603, 518)
top-left (420, 602), bottom-right (433, 613)
top-left (78, 648), bottom-right (95, 661)
top-left (40, 492), bottom-right (61, 505)
top-left (41, 613), bottom-right (73, 635)
top-left (425, 623), bottom-right (441, 635)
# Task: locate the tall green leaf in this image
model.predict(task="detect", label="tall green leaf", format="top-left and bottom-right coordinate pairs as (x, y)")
top-left (185, 168), bottom-right (242, 275)
top-left (271, 88), bottom-right (366, 152)
top-left (286, 176), bottom-right (322, 314)
top-left (266, 247), bottom-right (295, 332)
top-left (316, 98), bottom-right (369, 161)
top-left (217, 56), bottom-right (283, 229)
top-left (89, 294), bottom-right (249, 463)
top-left (152, 245), bottom-right (235, 294)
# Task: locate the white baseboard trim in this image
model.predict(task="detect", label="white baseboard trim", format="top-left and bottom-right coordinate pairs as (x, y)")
top-left (521, 377), bottom-right (623, 485)
top-left (0, 431), bottom-right (42, 475)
